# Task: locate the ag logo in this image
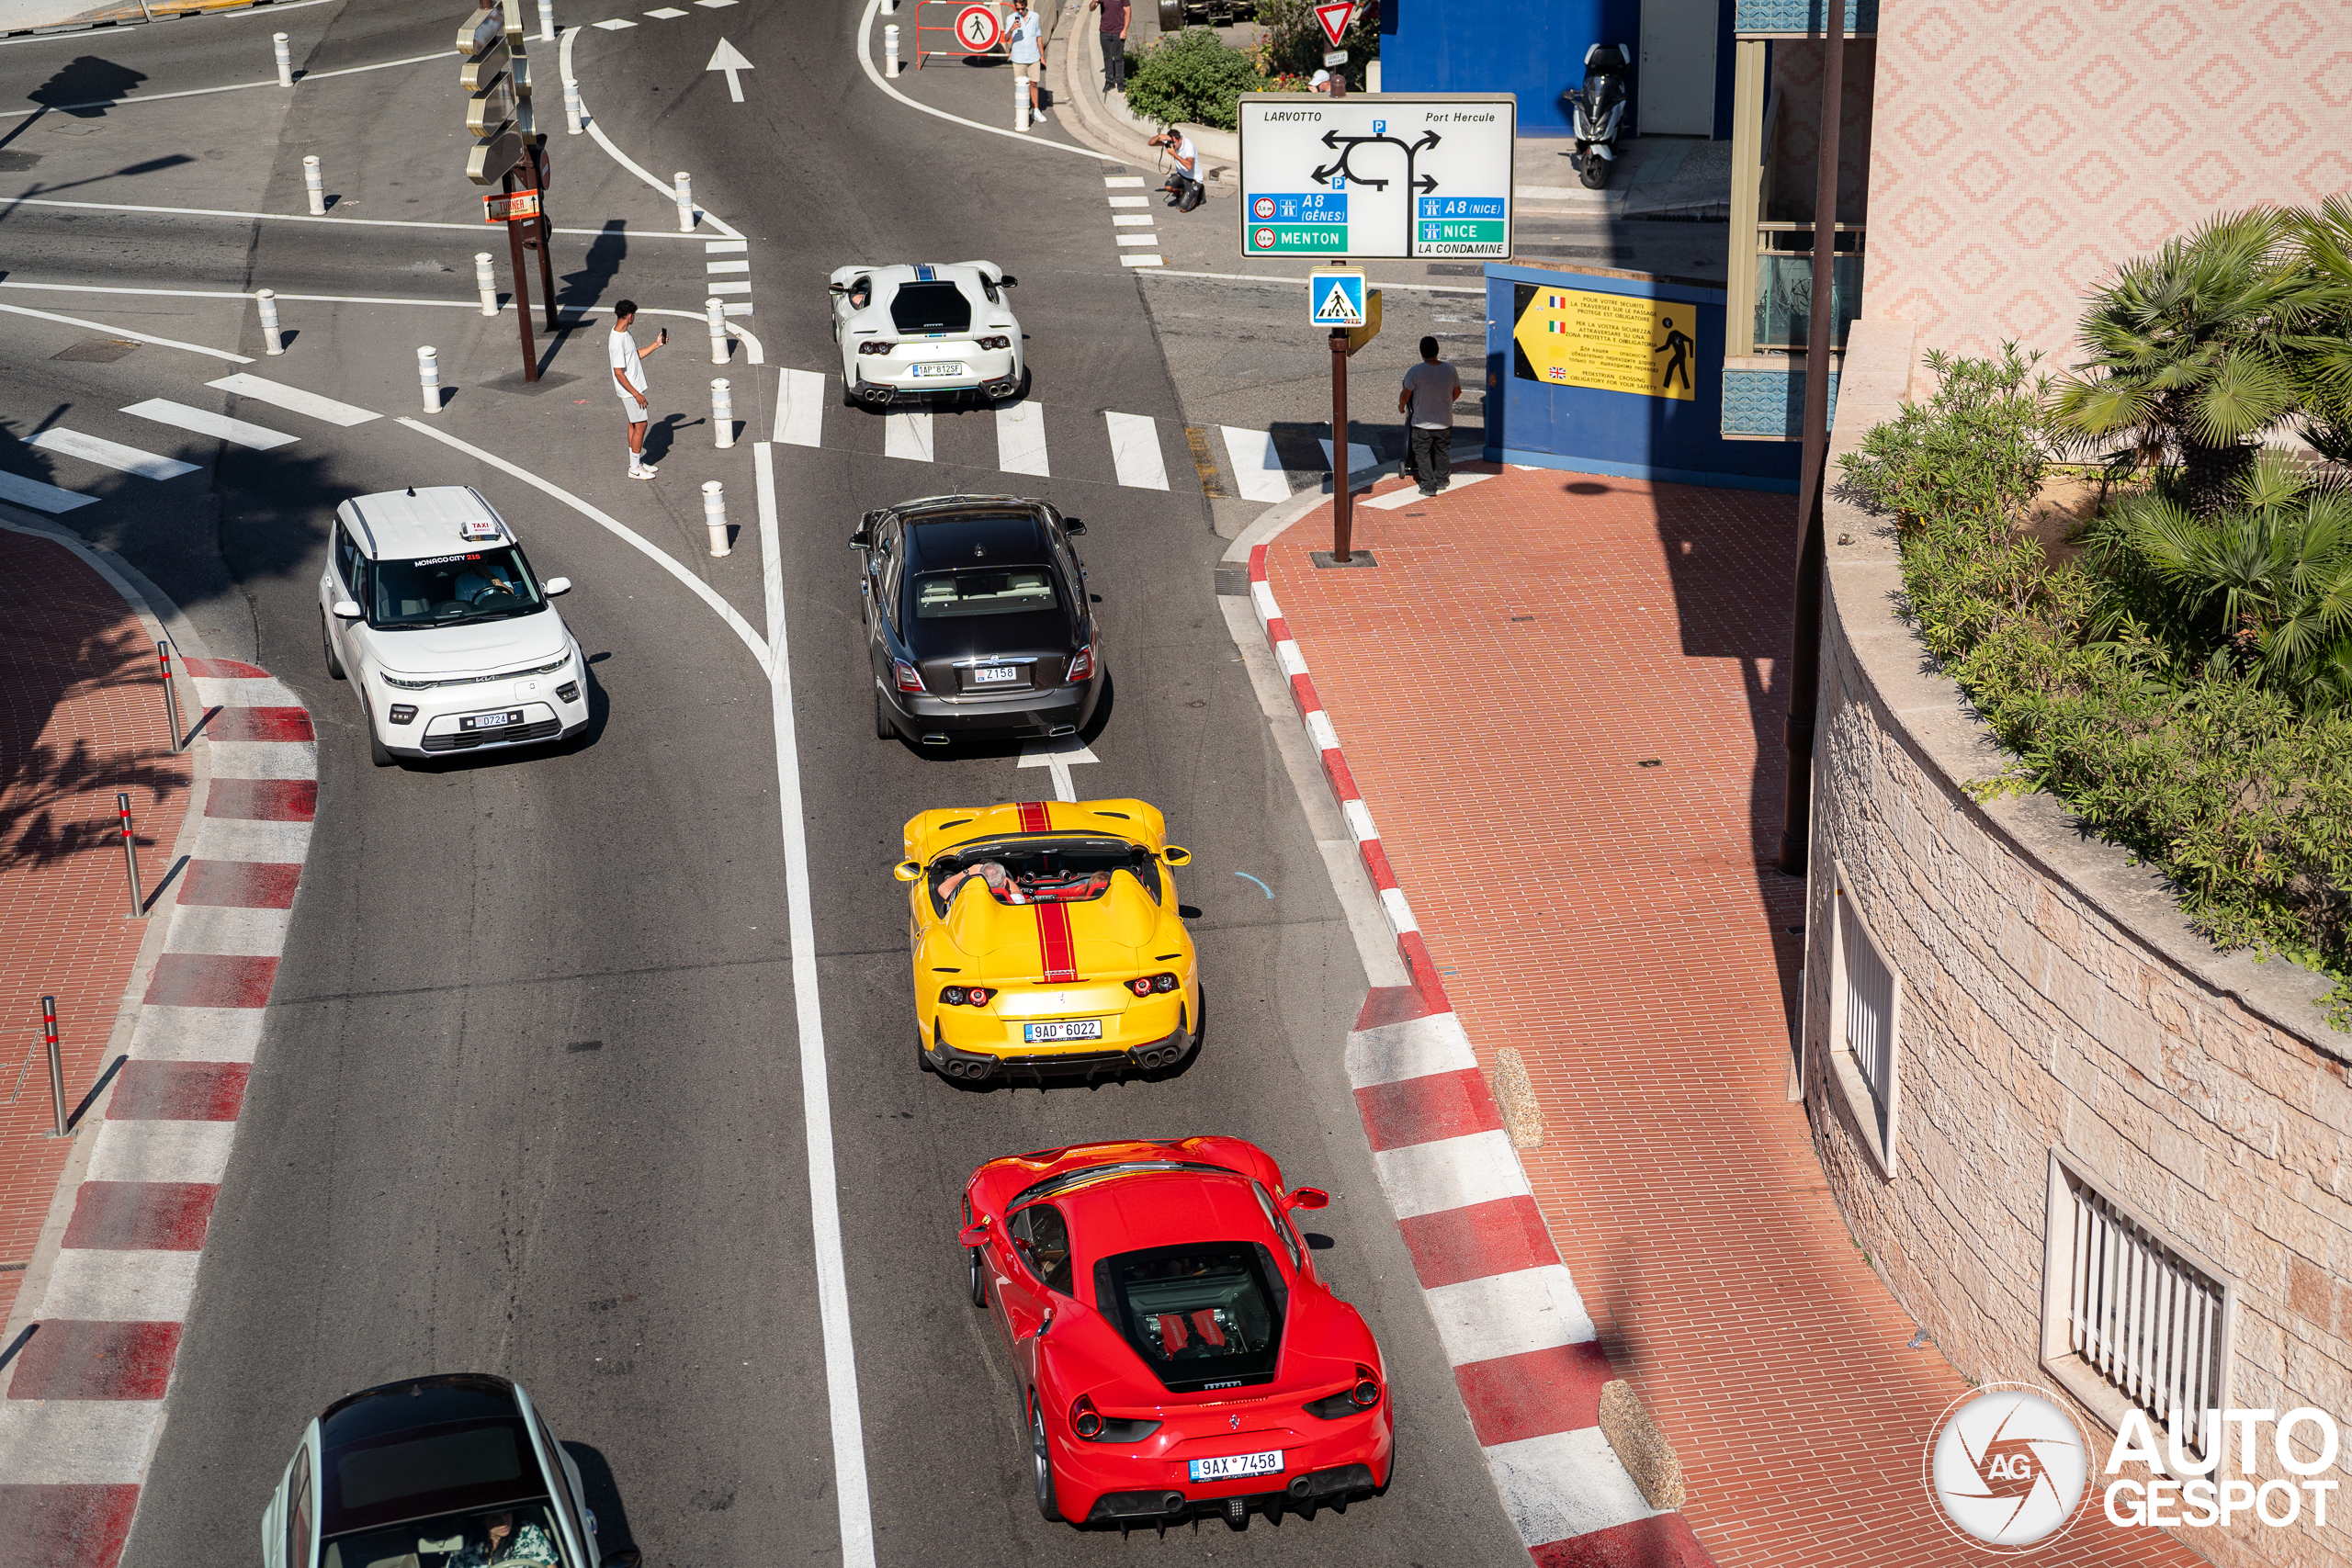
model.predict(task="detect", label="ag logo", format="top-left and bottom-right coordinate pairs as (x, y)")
top-left (1253, 227), bottom-right (1276, 249)
top-left (1253, 197), bottom-right (1276, 220)
top-left (1924, 1385), bottom-right (2088, 1551)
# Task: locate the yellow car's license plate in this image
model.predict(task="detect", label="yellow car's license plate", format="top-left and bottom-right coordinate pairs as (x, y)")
top-left (1023, 1020), bottom-right (1103, 1043)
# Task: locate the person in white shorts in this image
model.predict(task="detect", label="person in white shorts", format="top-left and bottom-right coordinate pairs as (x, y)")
top-left (1006, 0), bottom-right (1043, 122)
top-left (609, 299), bottom-right (667, 479)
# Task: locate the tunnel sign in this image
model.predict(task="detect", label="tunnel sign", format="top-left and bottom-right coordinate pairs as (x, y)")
top-left (1237, 93), bottom-right (1515, 260)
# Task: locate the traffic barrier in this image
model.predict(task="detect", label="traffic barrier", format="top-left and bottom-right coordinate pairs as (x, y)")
top-left (255, 288), bottom-right (283, 355)
top-left (417, 345), bottom-right (442, 414)
top-left (673, 170), bottom-right (695, 232)
top-left (273, 31), bottom-right (292, 88)
top-left (537, 0), bottom-right (555, 42)
top-left (712, 378), bottom-right (734, 448)
top-left (475, 253), bottom-right (498, 316)
top-left (706, 298), bottom-right (729, 364)
top-left (116, 792), bottom-right (143, 918)
top-left (564, 78), bottom-right (583, 135)
top-left (885, 23), bottom-right (900, 77)
top-left (40, 996), bottom-right (65, 1139)
top-left (703, 480), bottom-right (729, 557)
top-left (157, 639), bottom-right (184, 753)
top-left (303, 154), bottom-right (325, 216)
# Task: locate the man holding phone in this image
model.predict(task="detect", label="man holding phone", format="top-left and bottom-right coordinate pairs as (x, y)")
top-left (609, 299), bottom-right (668, 479)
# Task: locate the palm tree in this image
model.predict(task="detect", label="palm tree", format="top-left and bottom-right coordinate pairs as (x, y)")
top-left (2284, 195), bottom-right (2352, 466)
top-left (2055, 209), bottom-right (2314, 515)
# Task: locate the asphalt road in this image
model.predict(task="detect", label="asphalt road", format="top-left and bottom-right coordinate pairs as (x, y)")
top-left (0, 4), bottom-right (1530, 1565)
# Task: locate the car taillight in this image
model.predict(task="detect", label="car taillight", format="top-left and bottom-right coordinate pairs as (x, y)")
top-left (1066, 645), bottom-right (1094, 683)
top-left (1351, 1365), bottom-right (1382, 1406)
top-left (977, 334), bottom-right (1012, 350)
top-left (1305, 1365), bottom-right (1382, 1420)
top-left (1069, 1395), bottom-right (1159, 1444)
top-left (858, 340), bottom-right (895, 355)
top-left (1070, 1396), bottom-right (1103, 1439)
top-left (939, 986), bottom-right (995, 1006)
top-left (893, 658), bottom-right (926, 694)
top-left (1126, 973), bottom-right (1178, 997)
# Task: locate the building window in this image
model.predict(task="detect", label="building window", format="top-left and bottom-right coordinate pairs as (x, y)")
top-left (1823, 868), bottom-right (1901, 1176)
top-left (2040, 1154), bottom-right (2234, 1459)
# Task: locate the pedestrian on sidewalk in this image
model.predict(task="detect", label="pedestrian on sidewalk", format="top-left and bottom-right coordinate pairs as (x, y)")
top-left (1091, 0), bottom-right (1129, 95)
top-left (1007, 0), bottom-right (1045, 122)
top-left (1397, 335), bottom-right (1462, 496)
top-left (609, 299), bottom-right (667, 479)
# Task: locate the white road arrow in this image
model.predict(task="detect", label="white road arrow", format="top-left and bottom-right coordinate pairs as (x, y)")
top-left (707, 38), bottom-right (754, 102)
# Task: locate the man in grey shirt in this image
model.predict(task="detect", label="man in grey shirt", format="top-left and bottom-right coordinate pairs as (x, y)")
top-left (1397, 335), bottom-right (1463, 496)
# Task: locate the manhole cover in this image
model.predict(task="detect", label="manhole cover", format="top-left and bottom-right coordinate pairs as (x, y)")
top-left (52, 339), bottom-right (137, 362)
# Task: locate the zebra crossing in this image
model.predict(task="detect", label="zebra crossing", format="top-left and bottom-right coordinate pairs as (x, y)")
top-left (0, 374), bottom-right (364, 513)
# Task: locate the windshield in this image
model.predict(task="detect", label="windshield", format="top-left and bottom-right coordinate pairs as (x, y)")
top-left (929, 834), bottom-right (1155, 914)
top-left (1094, 1242), bottom-right (1285, 1392)
top-left (367, 547), bottom-right (543, 629)
top-left (910, 566), bottom-right (1058, 620)
top-left (323, 1500), bottom-right (568, 1568)
top-left (889, 281), bottom-right (973, 334)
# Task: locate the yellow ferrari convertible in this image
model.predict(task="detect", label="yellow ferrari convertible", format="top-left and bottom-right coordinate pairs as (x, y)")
top-left (894, 798), bottom-right (1201, 1082)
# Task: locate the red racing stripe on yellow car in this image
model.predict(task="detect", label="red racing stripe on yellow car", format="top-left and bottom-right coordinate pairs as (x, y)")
top-left (1016, 800), bottom-right (1052, 834)
top-left (1034, 901), bottom-right (1078, 983)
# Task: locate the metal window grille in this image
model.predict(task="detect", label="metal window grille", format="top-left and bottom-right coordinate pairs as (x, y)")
top-left (1838, 902), bottom-right (1894, 1137)
top-left (2061, 1171), bottom-right (2227, 1456)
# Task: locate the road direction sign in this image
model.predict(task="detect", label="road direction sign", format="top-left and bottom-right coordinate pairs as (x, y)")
top-left (459, 35), bottom-right (508, 91)
top-left (1310, 270), bottom-right (1366, 327)
top-left (483, 187), bottom-right (540, 222)
top-left (1313, 1), bottom-right (1355, 48)
top-left (466, 73), bottom-right (515, 136)
top-left (954, 4), bottom-right (1001, 51)
top-left (706, 38), bottom-right (755, 101)
top-left (467, 125), bottom-right (524, 186)
top-left (1238, 93), bottom-right (1515, 260)
top-left (1345, 287), bottom-right (1381, 355)
top-left (456, 6), bottom-right (503, 54)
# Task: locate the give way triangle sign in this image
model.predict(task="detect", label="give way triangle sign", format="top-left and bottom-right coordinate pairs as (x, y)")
top-left (1313, 1), bottom-right (1356, 49)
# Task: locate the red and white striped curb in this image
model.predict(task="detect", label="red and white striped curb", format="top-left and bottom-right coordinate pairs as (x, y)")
top-left (1249, 543), bottom-right (1715, 1567)
top-left (0, 657), bottom-right (314, 1568)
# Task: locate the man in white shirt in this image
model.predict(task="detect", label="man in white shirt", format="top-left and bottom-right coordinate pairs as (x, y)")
top-left (1150, 128), bottom-right (1201, 209)
top-left (609, 299), bottom-right (667, 479)
top-left (1005, 0), bottom-right (1044, 123)
top-left (1397, 335), bottom-right (1463, 496)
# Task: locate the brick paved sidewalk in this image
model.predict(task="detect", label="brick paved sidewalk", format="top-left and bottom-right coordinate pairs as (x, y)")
top-left (0, 531), bottom-right (192, 1332)
top-left (1264, 467), bottom-right (2204, 1567)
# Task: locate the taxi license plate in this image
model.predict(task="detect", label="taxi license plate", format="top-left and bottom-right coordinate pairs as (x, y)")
top-left (909, 362), bottom-right (968, 378)
top-left (1189, 1450), bottom-right (1283, 1483)
top-left (1023, 1020), bottom-right (1103, 1043)
top-left (971, 665), bottom-right (1021, 685)
top-left (460, 710), bottom-right (526, 731)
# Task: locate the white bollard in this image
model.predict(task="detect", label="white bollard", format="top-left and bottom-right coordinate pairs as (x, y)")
top-left (884, 23), bottom-right (900, 77)
top-left (673, 171), bottom-right (695, 232)
top-left (703, 480), bottom-right (729, 557)
top-left (537, 0), bottom-right (555, 42)
top-left (881, 0), bottom-right (893, 10)
top-left (564, 78), bottom-right (583, 135)
top-left (255, 289), bottom-right (283, 356)
top-left (711, 378), bottom-right (734, 448)
top-left (474, 253), bottom-right (498, 316)
top-left (273, 32), bottom-right (293, 88)
top-left (1014, 78), bottom-right (1028, 131)
top-left (303, 154), bottom-right (325, 216)
top-left (707, 298), bottom-right (729, 364)
top-left (417, 346), bottom-right (442, 414)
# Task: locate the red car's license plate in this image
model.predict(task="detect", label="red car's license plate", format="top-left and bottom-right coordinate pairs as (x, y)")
top-left (1189, 1450), bottom-right (1283, 1482)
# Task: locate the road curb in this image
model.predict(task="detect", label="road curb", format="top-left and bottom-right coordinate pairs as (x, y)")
top-left (0, 520), bottom-right (316, 1568)
top-left (1238, 493), bottom-right (1721, 1568)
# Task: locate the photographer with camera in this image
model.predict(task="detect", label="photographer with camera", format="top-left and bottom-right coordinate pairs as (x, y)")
top-left (1149, 127), bottom-right (1204, 211)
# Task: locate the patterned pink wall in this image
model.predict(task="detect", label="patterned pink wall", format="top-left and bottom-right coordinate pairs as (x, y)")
top-left (1770, 39), bottom-right (1877, 224)
top-left (1863, 0), bottom-right (2352, 367)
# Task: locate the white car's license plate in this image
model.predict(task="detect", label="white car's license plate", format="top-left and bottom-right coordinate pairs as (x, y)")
top-left (459, 709), bottom-right (525, 731)
top-left (1189, 1450), bottom-right (1283, 1483)
top-left (971, 665), bottom-right (1021, 685)
top-left (1023, 1019), bottom-right (1103, 1043)
top-left (910, 362), bottom-right (968, 378)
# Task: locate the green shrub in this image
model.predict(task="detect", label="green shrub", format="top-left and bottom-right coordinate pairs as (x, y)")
top-left (1252, 0), bottom-right (1380, 88)
top-left (1124, 28), bottom-right (1265, 131)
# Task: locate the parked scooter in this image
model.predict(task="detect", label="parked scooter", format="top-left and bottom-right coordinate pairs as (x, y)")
top-left (1563, 44), bottom-right (1631, 189)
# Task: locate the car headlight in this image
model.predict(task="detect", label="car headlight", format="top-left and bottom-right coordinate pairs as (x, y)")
top-left (379, 672), bottom-right (437, 691)
top-left (379, 655), bottom-right (569, 692)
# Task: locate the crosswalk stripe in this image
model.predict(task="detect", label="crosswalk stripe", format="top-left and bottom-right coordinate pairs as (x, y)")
top-left (884, 411), bottom-right (933, 463)
top-left (205, 374), bottom-right (379, 427)
top-left (1104, 176), bottom-right (1146, 187)
top-left (0, 468), bottom-right (97, 513)
top-left (1104, 412), bottom-right (1168, 491)
top-left (705, 239), bottom-right (748, 253)
top-left (1317, 436), bottom-right (1379, 474)
top-left (1220, 426), bottom-right (1291, 502)
top-left (593, 16), bottom-right (636, 26)
top-left (120, 399), bottom-right (296, 450)
top-left (706, 260), bottom-right (751, 274)
top-left (1121, 255), bottom-right (1165, 267)
top-left (1108, 197), bottom-right (1149, 208)
top-left (1112, 215), bottom-right (1155, 226)
top-left (776, 368), bottom-right (826, 447)
top-left (707, 281), bottom-right (753, 295)
top-left (996, 400), bottom-right (1049, 477)
top-left (28, 428), bottom-right (198, 480)
top-left (1115, 234), bottom-right (1159, 246)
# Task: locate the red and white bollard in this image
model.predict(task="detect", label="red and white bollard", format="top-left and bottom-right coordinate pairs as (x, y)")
top-left (41, 995), bottom-right (66, 1138)
top-left (117, 791), bottom-right (143, 918)
top-left (157, 638), bottom-right (184, 752)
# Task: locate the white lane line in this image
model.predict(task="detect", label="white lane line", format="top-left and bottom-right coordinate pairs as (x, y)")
top-left (884, 411), bottom-right (933, 463)
top-left (121, 400), bottom-right (297, 451)
top-left (706, 239), bottom-right (749, 254)
top-left (28, 428), bottom-right (200, 480)
top-left (1104, 176), bottom-right (1146, 187)
top-left (0, 299), bottom-right (251, 364)
top-left (1316, 436), bottom-right (1378, 474)
top-left (1486, 1429), bottom-right (1663, 1547)
top-left (1103, 412), bottom-right (1168, 491)
top-left (1364, 470), bottom-right (1497, 508)
top-left (1121, 255), bottom-right (1165, 268)
top-left (1220, 426), bottom-right (1292, 502)
top-left (776, 368), bottom-right (826, 447)
top-left (0, 49), bottom-right (445, 119)
top-left (754, 437), bottom-right (878, 1568)
top-left (0, 469), bottom-right (96, 513)
top-left (707, 260), bottom-right (752, 274)
top-left (854, 0), bottom-right (1101, 162)
top-left (995, 400), bottom-right (1049, 477)
top-left (394, 417), bottom-right (770, 670)
top-left (1017, 739), bottom-right (1100, 803)
top-left (3, 195), bottom-right (718, 240)
top-left (0, 0), bottom-right (335, 44)
top-left (561, 24), bottom-right (745, 240)
top-left (207, 373), bottom-right (380, 427)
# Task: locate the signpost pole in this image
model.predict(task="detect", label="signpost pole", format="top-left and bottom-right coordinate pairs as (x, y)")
top-left (531, 146), bottom-right (559, 333)
top-left (1330, 328), bottom-right (1351, 563)
top-left (501, 168), bottom-right (540, 382)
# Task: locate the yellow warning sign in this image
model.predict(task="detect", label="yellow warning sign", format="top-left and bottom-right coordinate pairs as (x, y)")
top-left (1512, 288), bottom-right (1697, 401)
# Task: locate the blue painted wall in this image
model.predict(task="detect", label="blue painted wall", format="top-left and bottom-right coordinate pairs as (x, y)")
top-left (1383, 0), bottom-right (1736, 139)
top-left (1483, 262), bottom-right (1802, 491)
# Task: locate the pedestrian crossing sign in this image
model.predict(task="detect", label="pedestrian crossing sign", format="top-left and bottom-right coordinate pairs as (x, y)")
top-left (1310, 271), bottom-right (1367, 327)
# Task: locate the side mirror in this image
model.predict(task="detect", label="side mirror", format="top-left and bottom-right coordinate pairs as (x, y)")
top-left (827, 282), bottom-right (848, 294)
top-left (849, 530), bottom-right (871, 549)
top-left (958, 1223), bottom-right (989, 1248)
top-left (999, 275), bottom-right (1018, 288)
top-left (892, 860), bottom-right (922, 882)
top-left (1286, 1187), bottom-right (1330, 1211)
top-left (331, 600), bottom-right (364, 619)
top-left (544, 576), bottom-right (572, 596)
top-left (1063, 519), bottom-right (1086, 536)
top-left (1162, 846), bottom-right (1192, 866)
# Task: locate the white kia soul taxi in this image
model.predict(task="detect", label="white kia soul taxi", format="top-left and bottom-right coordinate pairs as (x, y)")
top-left (319, 486), bottom-right (588, 766)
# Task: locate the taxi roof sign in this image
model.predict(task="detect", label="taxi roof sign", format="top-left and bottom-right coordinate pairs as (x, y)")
top-left (1310, 271), bottom-right (1367, 327)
